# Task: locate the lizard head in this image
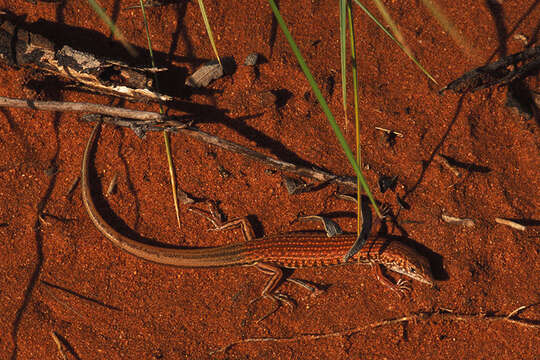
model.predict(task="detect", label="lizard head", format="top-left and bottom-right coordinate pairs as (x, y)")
top-left (381, 241), bottom-right (435, 286)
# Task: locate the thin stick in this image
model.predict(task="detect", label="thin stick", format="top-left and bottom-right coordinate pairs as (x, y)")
top-left (375, 126), bottom-right (404, 137)
top-left (212, 305), bottom-right (540, 354)
top-left (211, 315), bottom-right (415, 354)
top-left (65, 176), bottom-right (80, 200)
top-left (90, 116), bottom-right (358, 188)
top-left (0, 96), bottom-right (357, 188)
top-left (442, 214), bottom-right (475, 227)
top-left (434, 154), bottom-right (460, 177)
top-left (50, 332), bottom-right (68, 360)
top-left (179, 127), bottom-right (356, 187)
top-left (495, 218), bottom-right (526, 231)
top-left (0, 96), bottom-right (167, 121)
top-left (106, 173), bottom-right (119, 197)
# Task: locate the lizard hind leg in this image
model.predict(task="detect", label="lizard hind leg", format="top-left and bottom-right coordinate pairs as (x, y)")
top-left (249, 262), bottom-right (296, 322)
top-left (250, 263), bottom-right (326, 322)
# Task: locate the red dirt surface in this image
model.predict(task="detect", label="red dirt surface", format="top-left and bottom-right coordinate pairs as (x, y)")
top-left (1, 1), bottom-right (539, 359)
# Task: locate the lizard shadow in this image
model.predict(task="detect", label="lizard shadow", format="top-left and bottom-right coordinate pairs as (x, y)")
top-left (381, 210), bottom-right (448, 282)
top-left (321, 209), bottom-right (448, 282)
top-left (85, 125), bottom-right (207, 249)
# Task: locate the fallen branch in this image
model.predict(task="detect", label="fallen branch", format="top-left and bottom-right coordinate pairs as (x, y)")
top-left (440, 45), bottom-right (540, 94)
top-left (0, 13), bottom-right (170, 102)
top-left (0, 96), bottom-right (357, 188)
top-left (0, 96), bottom-right (168, 121)
top-left (90, 115), bottom-right (358, 188)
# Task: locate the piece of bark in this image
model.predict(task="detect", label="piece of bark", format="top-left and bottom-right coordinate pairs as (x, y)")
top-left (185, 57), bottom-right (235, 88)
top-left (442, 214), bottom-right (475, 228)
top-left (495, 218), bottom-right (526, 231)
top-left (440, 46), bottom-right (540, 94)
top-left (185, 60), bottom-right (224, 88)
top-left (0, 13), bottom-right (171, 102)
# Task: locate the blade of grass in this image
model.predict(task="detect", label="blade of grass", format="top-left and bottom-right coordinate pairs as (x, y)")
top-left (197, 0), bottom-right (222, 66)
top-left (372, 0), bottom-right (413, 60)
top-left (420, 0), bottom-right (478, 59)
top-left (268, 0), bottom-right (381, 218)
top-left (86, 0), bottom-right (137, 57)
top-left (339, 0), bottom-right (348, 130)
top-left (346, 1), bottom-right (363, 234)
top-left (352, 0), bottom-right (438, 85)
top-left (138, 0), bottom-right (182, 229)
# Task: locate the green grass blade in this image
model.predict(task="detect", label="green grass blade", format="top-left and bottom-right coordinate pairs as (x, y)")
top-left (268, 0), bottom-right (381, 218)
top-left (86, 0), bottom-right (137, 57)
top-left (197, 0), bottom-right (222, 66)
top-left (352, 0), bottom-right (438, 85)
top-left (339, 0), bottom-right (348, 129)
top-left (138, 0), bottom-right (182, 229)
top-left (138, 1), bottom-right (158, 75)
top-left (346, 1), bottom-right (363, 233)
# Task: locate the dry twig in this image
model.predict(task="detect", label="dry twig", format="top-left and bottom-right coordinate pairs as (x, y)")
top-left (64, 176), bottom-right (80, 200)
top-left (50, 332), bottom-right (67, 360)
top-left (177, 126), bottom-right (356, 187)
top-left (441, 214), bottom-right (475, 227)
top-left (0, 96), bottom-right (168, 121)
top-left (106, 173), bottom-right (119, 197)
top-left (211, 305), bottom-right (540, 354)
top-left (440, 45), bottom-right (540, 94)
top-left (0, 95), bottom-right (357, 188)
top-left (0, 14), bottom-right (170, 102)
top-left (375, 126), bottom-right (404, 137)
top-left (435, 154), bottom-right (461, 177)
top-left (495, 217), bottom-right (527, 231)
top-left (84, 117), bottom-right (358, 189)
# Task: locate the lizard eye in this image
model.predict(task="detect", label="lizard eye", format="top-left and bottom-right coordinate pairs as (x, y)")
top-left (409, 267), bottom-right (416, 273)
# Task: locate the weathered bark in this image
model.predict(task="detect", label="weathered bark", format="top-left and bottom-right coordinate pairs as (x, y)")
top-left (0, 13), bottom-right (171, 102)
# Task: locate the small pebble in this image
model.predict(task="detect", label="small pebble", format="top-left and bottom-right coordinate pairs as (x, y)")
top-left (217, 165), bottom-right (231, 179)
top-left (45, 164), bottom-right (57, 177)
top-left (244, 53), bottom-right (259, 66)
top-left (185, 60), bottom-right (223, 88)
top-left (258, 90), bottom-right (277, 108)
top-left (283, 176), bottom-right (312, 194)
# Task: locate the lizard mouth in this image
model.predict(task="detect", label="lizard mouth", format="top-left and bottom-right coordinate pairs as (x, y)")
top-left (413, 274), bottom-right (435, 286)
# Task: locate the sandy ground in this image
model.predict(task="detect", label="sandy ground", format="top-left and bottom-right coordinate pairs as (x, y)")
top-left (0, 1), bottom-right (539, 359)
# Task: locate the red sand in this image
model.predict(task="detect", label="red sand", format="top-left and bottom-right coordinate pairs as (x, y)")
top-left (0, 1), bottom-right (538, 359)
